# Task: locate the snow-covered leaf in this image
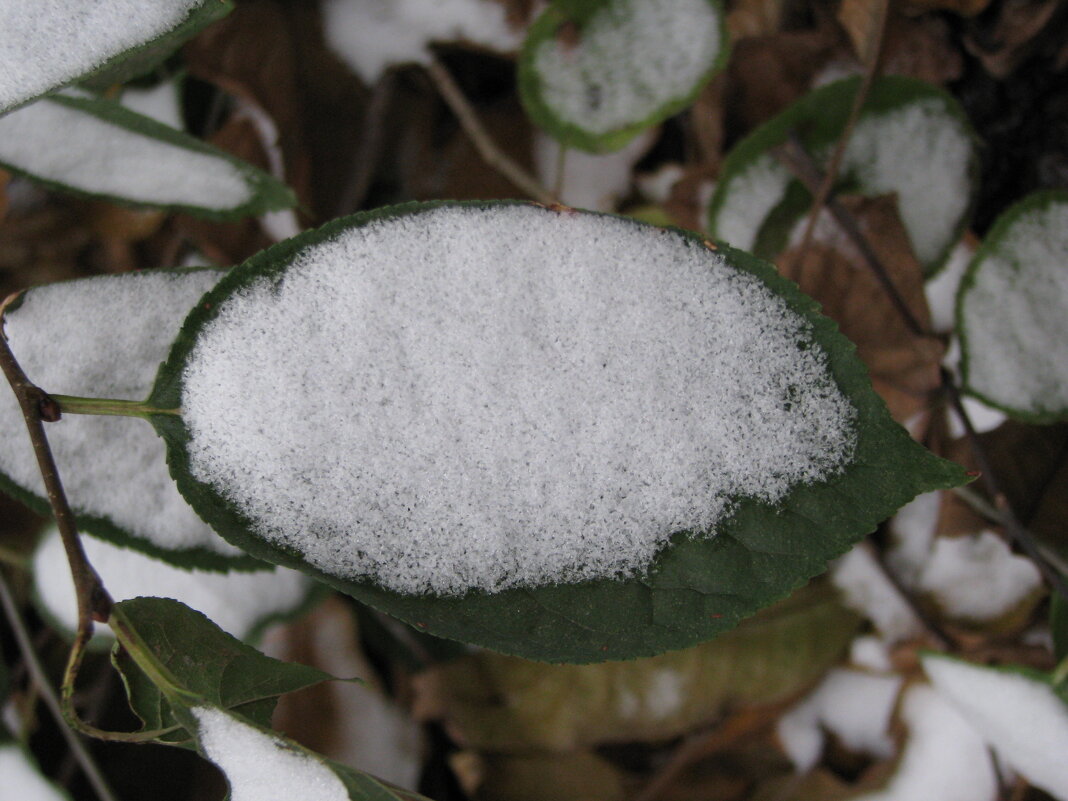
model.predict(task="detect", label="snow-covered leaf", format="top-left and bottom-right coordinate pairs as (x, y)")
top-left (519, 0), bottom-right (729, 152)
top-left (31, 525), bottom-right (319, 647)
top-left (0, 743), bottom-right (73, 801)
top-left (923, 653), bottom-right (1068, 801)
top-left (0, 93), bottom-right (296, 220)
top-left (957, 190), bottom-right (1068, 422)
top-left (707, 76), bottom-right (977, 275)
top-left (150, 200), bottom-right (964, 663)
top-left (0, 0), bottom-right (233, 115)
top-left (0, 269), bottom-right (257, 569)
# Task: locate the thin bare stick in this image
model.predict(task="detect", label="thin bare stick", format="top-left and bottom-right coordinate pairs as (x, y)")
top-left (790, 0), bottom-right (890, 269)
top-left (0, 572), bottom-right (120, 801)
top-left (553, 142), bottom-right (569, 200)
top-left (335, 71), bottom-right (396, 217)
top-left (425, 57), bottom-right (557, 205)
top-left (773, 140), bottom-right (1068, 603)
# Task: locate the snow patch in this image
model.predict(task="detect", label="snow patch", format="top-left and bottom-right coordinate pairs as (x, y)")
top-left (530, 0), bottom-right (721, 135)
top-left (534, 129), bottom-right (653, 212)
top-left (0, 270), bottom-right (240, 557)
top-left (0, 744), bottom-right (71, 801)
top-left (831, 544), bottom-right (922, 643)
top-left (181, 204), bottom-right (857, 595)
top-left (924, 239), bottom-right (971, 333)
top-left (0, 97), bottom-right (253, 210)
top-left (711, 154), bottom-right (790, 251)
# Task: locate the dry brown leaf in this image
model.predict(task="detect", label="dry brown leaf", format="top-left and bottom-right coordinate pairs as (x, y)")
top-left (904, 0), bottom-right (992, 17)
top-left (726, 0), bottom-right (789, 39)
top-left (690, 73), bottom-right (727, 168)
top-left (837, 0), bottom-right (886, 64)
top-left (476, 753), bottom-right (627, 801)
top-left (0, 168), bottom-right (9, 224)
top-left (662, 163), bottom-right (717, 232)
top-left (880, 10), bottom-right (965, 84)
top-left (963, 0), bottom-right (1066, 77)
top-left (777, 196), bottom-right (942, 427)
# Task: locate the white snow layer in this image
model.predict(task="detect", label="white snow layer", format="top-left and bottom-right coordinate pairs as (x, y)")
top-left (916, 531), bottom-right (1042, 621)
top-left (530, 0), bottom-right (721, 135)
top-left (181, 204), bottom-right (857, 595)
top-left (777, 668), bottom-right (903, 771)
top-left (0, 97), bottom-right (253, 210)
top-left (121, 81), bottom-right (184, 129)
top-left (321, 0), bottom-right (522, 83)
top-left (712, 99), bottom-right (971, 267)
top-left (0, 270), bottom-right (241, 557)
top-left (0, 0), bottom-right (204, 112)
top-left (852, 683), bottom-right (997, 801)
top-left (960, 200), bottom-right (1068, 415)
top-left (924, 655), bottom-right (1068, 801)
top-left (193, 707), bottom-right (350, 801)
top-left (33, 526), bottom-right (311, 642)
top-left (534, 129), bottom-right (653, 212)
top-left (924, 239), bottom-right (972, 333)
top-left (0, 744), bottom-right (71, 801)
top-left (831, 544), bottom-right (922, 644)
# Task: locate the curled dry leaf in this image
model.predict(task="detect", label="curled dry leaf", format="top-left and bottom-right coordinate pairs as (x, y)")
top-left (963, 0), bottom-right (1066, 78)
top-left (777, 196), bottom-right (942, 428)
top-left (475, 752), bottom-right (627, 801)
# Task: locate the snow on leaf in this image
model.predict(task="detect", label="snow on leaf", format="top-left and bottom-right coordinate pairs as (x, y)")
top-left (153, 200), bottom-right (964, 662)
top-left (0, 0), bottom-right (231, 114)
top-left (957, 190), bottom-right (1068, 422)
top-left (0, 269), bottom-right (255, 568)
top-left (923, 654), bottom-right (1068, 801)
top-left (519, 0), bottom-right (729, 152)
top-left (0, 93), bottom-right (296, 220)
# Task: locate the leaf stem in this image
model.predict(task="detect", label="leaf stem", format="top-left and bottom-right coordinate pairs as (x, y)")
top-left (0, 571), bottom-right (120, 801)
top-left (425, 56), bottom-right (558, 205)
top-left (49, 394), bottom-right (179, 419)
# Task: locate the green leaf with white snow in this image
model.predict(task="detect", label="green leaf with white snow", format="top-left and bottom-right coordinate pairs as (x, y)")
top-left (0, 268), bottom-right (259, 570)
top-left (519, 0), bottom-right (729, 153)
top-left (0, 93), bottom-right (295, 221)
top-left (0, 0), bottom-right (233, 115)
top-left (923, 653), bottom-right (1068, 801)
top-left (151, 200), bottom-right (965, 663)
top-left (956, 190), bottom-right (1068, 423)
top-left (706, 76), bottom-right (977, 275)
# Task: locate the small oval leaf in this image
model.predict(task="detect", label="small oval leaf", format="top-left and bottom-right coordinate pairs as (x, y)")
top-left (956, 190), bottom-right (1068, 423)
top-left (154, 201), bottom-right (966, 663)
top-left (519, 0), bottom-right (729, 152)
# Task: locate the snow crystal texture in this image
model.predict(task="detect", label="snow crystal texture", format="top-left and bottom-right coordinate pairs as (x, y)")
top-left (960, 201), bottom-right (1068, 416)
top-left (33, 526), bottom-right (310, 641)
top-left (193, 707), bottom-right (349, 801)
top-left (322, 0), bottom-right (521, 83)
top-left (0, 1), bottom-right (203, 112)
top-left (181, 205), bottom-right (857, 595)
top-left (531, 0), bottom-right (721, 135)
top-left (0, 97), bottom-right (253, 210)
top-left (0, 270), bottom-right (240, 556)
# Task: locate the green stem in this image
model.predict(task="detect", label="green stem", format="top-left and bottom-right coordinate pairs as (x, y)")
top-left (1053, 655), bottom-right (1068, 689)
top-left (50, 394), bottom-right (179, 419)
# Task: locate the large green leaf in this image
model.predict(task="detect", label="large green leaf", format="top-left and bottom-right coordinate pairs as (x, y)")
top-left (518, 0), bottom-right (729, 153)
top-left (109, 598), bottom-right (430, 800)
top-left (151, 200), bottom-right (966, 663)
top-left (956, 190), bottom-right (1068, 423)
top-left (0, 1), bottom-right (233, 115)
top-left (0, 93), bottom-right (295, 221)
top-left (706, 76), bottom-right (978, 276)
top-left (0, 268), bottom-right (259, 570)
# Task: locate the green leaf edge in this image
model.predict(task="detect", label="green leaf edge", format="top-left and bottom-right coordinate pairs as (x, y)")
top-left (517, 0), bottom-right (730, 154)
top-left (150, 199), bottom-right (967, 664)
top-left (955, 189), bottom-right (1068, 424)
top-left (0, 93), bottom-right (296, 222)
top-left (706, 75), bottom-right (980, 277)
top-left (0, 267), bottom-right (264, 572)
top-left (0, 0), bottom-right (234, 116)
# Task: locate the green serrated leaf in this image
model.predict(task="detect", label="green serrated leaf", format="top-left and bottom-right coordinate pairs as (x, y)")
top-left (110, 597), bottom-right (339, 745)
top-left (956, 190), bottom-right (1068, 423)
top-left (0, 1), bottom-right (233, 115)
top-left (707, 76), bottom-right (978, 275)
top-left (0, 93), bottom-right (295, 221)
top-left (519, 0), bottom-right (729, 152)
top-left (151, 200), bottom-right (965, 663)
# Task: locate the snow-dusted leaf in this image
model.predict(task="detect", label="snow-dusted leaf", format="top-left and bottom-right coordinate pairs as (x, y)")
top-left (150, 200), bottom-right (964, 663)
top-left (32, 525), bottom-right (319, 647)
top-left (0, 93), bottom-right (295, 221)
top-left (518, 0), bottom-right (729, 152)
top-left (957, 190), bottom-right (1068, 422)
top-left (923, 653), bottom-right (1068, 801)
top-left (0, 743), bottom-right (73, 801)
top-left (707, 76), bottom-right (977, 275)
top-left (0, 1), bottom-right (233, 115)
top-left (0, 269), bottom-right (258, 569)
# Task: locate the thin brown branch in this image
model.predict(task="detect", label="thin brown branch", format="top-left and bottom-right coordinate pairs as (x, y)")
top-left (335, 70), bottom-right (396, 217)
top-left (425, 56), bottom-right (557, 205)
top-left (0, 571), bottom-right (119, 801)
top-left (790, 0), bottom-right (890, 269)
